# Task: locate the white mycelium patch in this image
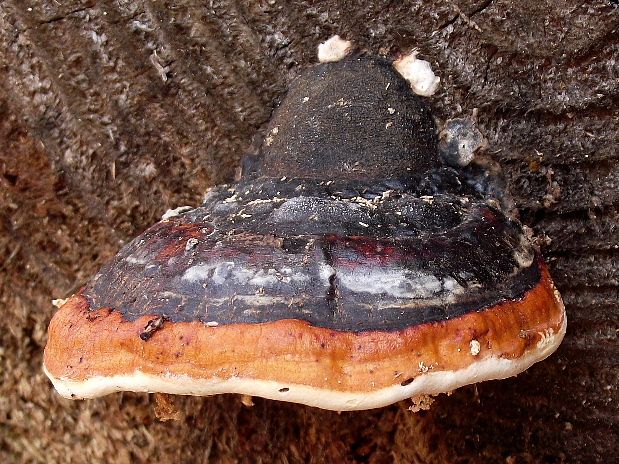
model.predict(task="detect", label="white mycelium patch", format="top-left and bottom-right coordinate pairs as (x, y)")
top-left (44, 313), bottom-right (566, 411)
top-left (317, 35), bottom-right (353, 63)
top-left (393, 51), bottom-right (440, 97)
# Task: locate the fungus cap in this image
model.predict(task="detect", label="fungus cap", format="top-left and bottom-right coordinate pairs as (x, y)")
top-left (44, 54), bottom-right (565, 411)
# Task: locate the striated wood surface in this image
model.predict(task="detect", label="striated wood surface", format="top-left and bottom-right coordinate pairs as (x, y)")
top-left (1, 1), bottom-right (617, 462)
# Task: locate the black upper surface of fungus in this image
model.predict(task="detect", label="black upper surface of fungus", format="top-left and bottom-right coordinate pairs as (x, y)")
top-left (84, 55), bottom-right (540, 332)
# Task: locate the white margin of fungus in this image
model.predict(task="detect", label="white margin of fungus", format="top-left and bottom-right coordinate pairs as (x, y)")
top-left (393, 51), bottom-right (440, 97)
top-left (317, 35), bottom-right (353, 63)
top-left (43, 314), bottom-right (565, 411)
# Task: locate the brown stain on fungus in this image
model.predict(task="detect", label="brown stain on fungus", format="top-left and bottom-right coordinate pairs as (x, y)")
top-left (151, 223), bottom-right (213, 261)
top-left (139, 315), bottom-right (166, 341)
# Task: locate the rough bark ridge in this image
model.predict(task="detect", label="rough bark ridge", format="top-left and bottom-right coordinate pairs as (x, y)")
top-left (1, 1), bottom-right (617, 463)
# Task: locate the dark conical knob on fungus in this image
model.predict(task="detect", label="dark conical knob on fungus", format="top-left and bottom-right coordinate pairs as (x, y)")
top-left (259, 56), bottom-right (440, 180)
top-left (44, 46), bottom-right (566, 411)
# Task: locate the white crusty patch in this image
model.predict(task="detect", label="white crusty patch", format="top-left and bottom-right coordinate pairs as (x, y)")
top-left (317, 35), bottom-right (353, 63)
top-left (125, 255), bottom-right (149, 265)
top-left (337, 268), bottom-right (463, 300)
top-left (182, 263), bottom-right (213, 282)
top-left (161, 206), bottom-right (193, 220)
top-left (182, 261), bottom-right (311, 286)
top-left (44, 313), bottom-right (566, 411)
top-left (393, 51), bottom-right (440, 97)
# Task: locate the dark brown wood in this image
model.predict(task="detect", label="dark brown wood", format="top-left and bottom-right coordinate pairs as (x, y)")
top-left (1, 1), bottom-right (617, 462)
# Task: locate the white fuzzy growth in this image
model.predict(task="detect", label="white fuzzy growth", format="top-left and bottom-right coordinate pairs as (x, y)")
top-left (161, 206), bottom-right (193, 220)
top-left (317, 35), bottom-right (353, 63)
top-left (393, 52), bottom-right (440, 97)
top-left (43, 314), bottom-right (566, 411)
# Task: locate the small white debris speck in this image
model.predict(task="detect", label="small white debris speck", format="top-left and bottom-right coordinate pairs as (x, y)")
top-left (161, 206), bottom-right (193, 220)
top-left (387, 107), bottom-right (395, 114)
top-left (265, 126), bottom-right (279, 146)
top-left (393, 51), bottom-right (440, 97)
top-left (150, 50), bottom-right (170, 82)
top-left (408, 395), bottom-right (436, 412)
top-left (185, 238), bottom-right (199, 251)
top-left (317, 35), bottom-right (353, 63)
top-left (52, 298), bottom-right (68, 308)
top-left (438, 116), bottom-right (487, 167)
top-left (358, 221), bottom-right (369, 228)
top-left (206, 321), bottom-right (219, 327)
top-left (470, 339), bottom-right (481, 356)
top-left (537, 328), bottom-right (555, 349)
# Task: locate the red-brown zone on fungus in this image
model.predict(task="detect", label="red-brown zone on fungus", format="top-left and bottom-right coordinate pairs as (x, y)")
top-left (44, 262), bottom-right (564, 392)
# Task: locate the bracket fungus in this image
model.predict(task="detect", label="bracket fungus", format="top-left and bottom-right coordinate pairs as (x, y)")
top-left (44, 43), bottom-right (566, 411)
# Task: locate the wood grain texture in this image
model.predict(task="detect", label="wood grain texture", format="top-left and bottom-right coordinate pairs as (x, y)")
top-left (1, 0), bottom-right (617, 462)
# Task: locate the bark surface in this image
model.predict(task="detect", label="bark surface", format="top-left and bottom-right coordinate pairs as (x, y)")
top-left (1, 1), bottom-right (617, 463)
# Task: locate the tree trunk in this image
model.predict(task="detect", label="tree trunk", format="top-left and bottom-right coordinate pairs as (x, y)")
top-left (1, 1), bottom-right (617, 462)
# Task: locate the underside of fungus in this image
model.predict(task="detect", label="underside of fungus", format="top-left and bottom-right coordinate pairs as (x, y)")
top-left (44, 45), bottom-right (565, 411)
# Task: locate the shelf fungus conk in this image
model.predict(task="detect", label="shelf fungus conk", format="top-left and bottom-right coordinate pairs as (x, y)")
top-left (44, 52), bottom-right (566, 411)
